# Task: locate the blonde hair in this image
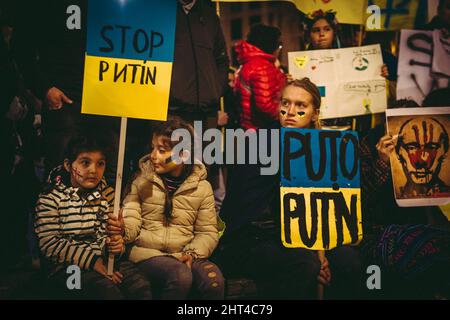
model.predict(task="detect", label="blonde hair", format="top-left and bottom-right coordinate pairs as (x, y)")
top-left (281, 78), bottom-right (322, 129)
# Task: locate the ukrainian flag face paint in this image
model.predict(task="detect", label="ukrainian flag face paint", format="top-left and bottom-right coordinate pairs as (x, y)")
top-left (163, 154), bottom-right (179, 170)
top-left (280, 110), bottom-right (306, 118)
top-left (279, 86), bottom-right (319, 129)
top-left (150, 135), bottom-right (182, 175)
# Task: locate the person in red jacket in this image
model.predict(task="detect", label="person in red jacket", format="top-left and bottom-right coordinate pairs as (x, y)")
top-left (234, 24), bottom-right (286, 130)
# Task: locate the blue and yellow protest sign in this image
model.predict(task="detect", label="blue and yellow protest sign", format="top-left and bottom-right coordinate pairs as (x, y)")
top-left (280, 128), bottom-right (363, 250)
top-left (368, 0), bottom-right (423, 31)
top-left (82, 0), bottom-right (176, 120)
top-left (213, 0), bottom-right (367, 25)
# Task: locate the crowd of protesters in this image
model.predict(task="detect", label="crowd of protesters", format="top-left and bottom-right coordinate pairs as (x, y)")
top-left (0, 0), bottom-right (449, 299)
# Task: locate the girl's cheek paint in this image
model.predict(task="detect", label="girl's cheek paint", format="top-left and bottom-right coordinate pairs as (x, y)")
top-left (164, 155), bottom-right (179, 170)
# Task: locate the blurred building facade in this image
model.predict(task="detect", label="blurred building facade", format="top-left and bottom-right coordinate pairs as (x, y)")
top-left (214, 1), bottom-right (398, 69)
top-left (216, 1), bottom-right (305, 68)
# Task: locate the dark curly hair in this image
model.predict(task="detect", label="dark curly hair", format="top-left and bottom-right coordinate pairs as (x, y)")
top-left (42, 131), bottom-right (112, 194)
top-left (64, 131), bottom-right (112, 164)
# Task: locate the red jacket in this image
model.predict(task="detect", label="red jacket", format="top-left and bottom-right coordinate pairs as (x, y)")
top-left (234, 41), bottom-right (286, 130)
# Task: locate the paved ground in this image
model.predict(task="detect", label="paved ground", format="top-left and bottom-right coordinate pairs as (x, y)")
top-left (0, 257), bottom-right (447, 300)
top-left (0, 257), bottom-right (258, 300)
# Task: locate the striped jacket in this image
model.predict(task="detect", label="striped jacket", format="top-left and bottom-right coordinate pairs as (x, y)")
top-left (34, 166), bottom-right (114, 274)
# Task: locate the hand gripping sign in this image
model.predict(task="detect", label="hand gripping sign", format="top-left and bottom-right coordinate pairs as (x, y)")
top-left (81, 0), bottom-right (177, 275)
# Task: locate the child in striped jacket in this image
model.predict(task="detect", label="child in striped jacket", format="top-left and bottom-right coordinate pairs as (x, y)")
top-left (34, 133), bottom-right (151, 299)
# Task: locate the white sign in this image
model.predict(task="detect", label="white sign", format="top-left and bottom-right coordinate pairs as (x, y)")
top-left (432, 29), bottom-right (450, 77)
top-left (288, 44), bottom-right (387, 119)
top-left (397, 29), bottom-right (449, 105)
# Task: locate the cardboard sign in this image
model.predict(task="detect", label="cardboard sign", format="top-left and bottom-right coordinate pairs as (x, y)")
top-left (213, 0), bottom-right (367, 25)
top-left (81, 0), bottom-right (176, 120)
top-left (432, 29), bottom-right (450, 78)
top-left (288, 44), bottom-right (387, 119)
top-left (280, 128), bottom-right (363, 250)
top-left (397, 29), bottom-right (450, 105)
top-left (368, 0), bottom-right (420, 31)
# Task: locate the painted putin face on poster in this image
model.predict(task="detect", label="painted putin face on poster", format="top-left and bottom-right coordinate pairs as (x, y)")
top-left (395, 117), bottom-right (449, 193)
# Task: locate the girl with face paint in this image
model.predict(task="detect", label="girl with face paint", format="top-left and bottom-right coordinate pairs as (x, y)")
top-left (278, 78), bottom-right (364, 297)
top-left (118, 117), bottom-right (225, 300)
top-left (279, 78), bottom-right (321, 129)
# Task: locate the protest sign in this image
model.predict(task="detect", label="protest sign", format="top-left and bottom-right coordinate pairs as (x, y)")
top-left (386, 107), bottom-right (450, 207)
top-left (368, 0), bottom-right (421, 31)
top-left (280, 128), bottom-right (363, 250)
top-left (82, 0), bottom-right (176, 120)
top-left (290, 0), bottom-right (366, 25)
top-left (432, 29), bottom-right (450, 78)
top-left (212, 0), bottom-right (366, 25)
top-left (397, 29), bottom-right (450, 105)
top-left (288, 44), bottom-right (387, 119)
top-left (82, 0), bottom-right (176, 275)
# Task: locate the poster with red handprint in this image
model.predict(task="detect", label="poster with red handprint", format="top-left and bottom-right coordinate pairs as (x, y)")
top-left (386, 107), bottom-right (450, 207)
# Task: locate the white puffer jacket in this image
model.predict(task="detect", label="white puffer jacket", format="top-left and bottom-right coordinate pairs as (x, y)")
top-left (123, 155), bottom-right (218, 263)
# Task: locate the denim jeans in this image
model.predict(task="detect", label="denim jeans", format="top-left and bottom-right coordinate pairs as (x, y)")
top-left (138, 255), bottom-right (224, 300)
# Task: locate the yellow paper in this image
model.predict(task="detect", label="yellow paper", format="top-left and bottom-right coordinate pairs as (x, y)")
top-left (280, 187), bottom-right (363, 250)
top-left (294, 56), bottom-right (309, 69)
top-left (213, 0), bottom-right (367, 25)
top-left (82, 54), bottom-right (172, 121)
top-left (291, 0), bottom-right (367, 25)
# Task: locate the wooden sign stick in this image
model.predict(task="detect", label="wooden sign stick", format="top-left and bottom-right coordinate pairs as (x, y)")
top-left (107, 117), bottom-right (128, 275)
